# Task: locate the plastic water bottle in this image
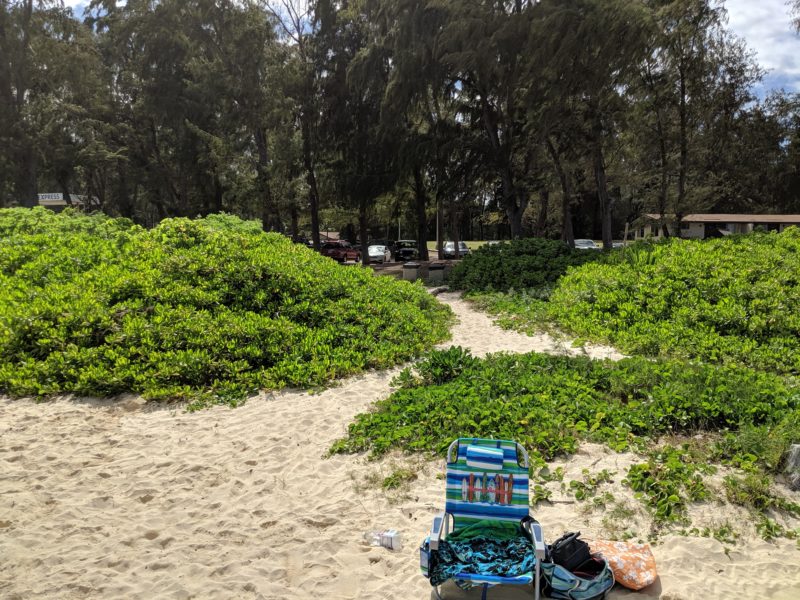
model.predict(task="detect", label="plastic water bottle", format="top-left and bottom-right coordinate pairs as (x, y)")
top-left (363, 529), bottom-right (403, 550)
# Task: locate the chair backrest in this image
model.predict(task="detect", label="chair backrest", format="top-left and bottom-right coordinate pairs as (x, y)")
top-left (445, 438), bottom-right (530, 532)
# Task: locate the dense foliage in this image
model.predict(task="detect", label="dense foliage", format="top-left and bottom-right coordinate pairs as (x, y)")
top-left (546, 230), bottom-right (800, 374)
top-left (331, 348), bottom-right (800, 471)
top-left (447, 239), bottom-right (602, 293)
top-left (0, 209), bottom-right (452, 405)
top-left (470, 231), bottom-right (800, 374)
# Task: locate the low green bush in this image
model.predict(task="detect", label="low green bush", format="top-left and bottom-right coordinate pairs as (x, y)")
top-left (468, 232), bottom-right (800, 374)
top-left (0, 208), bottom-right (452, 405)
top-left (623, 446), bottom-right (712, 523)
top-left (331, 348), bottom-right (800, 465)
top-left (547, 231), bottom-right (800, 374)
top-left (448, 238), bottom-right (602, 293)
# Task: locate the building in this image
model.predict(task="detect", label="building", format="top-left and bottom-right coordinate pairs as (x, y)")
top-left (635, 214), bottom-right (800, 241)
top-left (36, 193), bottom-right (97, 212)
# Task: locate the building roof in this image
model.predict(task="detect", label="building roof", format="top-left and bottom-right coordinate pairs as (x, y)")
top-left (645, 213), bottom-right (800, 224)
top-left (37, 193), bottom-right (91, 207)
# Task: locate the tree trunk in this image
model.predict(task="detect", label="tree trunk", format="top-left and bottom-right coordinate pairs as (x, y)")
top-left (115, 166), bottom-right (134, 218)
top-left (655, 108), bottom-right (670, 238)
top-left (254, 127), bottom-right (273, 231)
top-left (436, 192), bottom-right (444, 259)
top-left (450, 195), bottom-right (460, 259)
top-left (290, 205), bottom-right (299, 240)
top-left (358, 198), bottom-right (370, 266)
top-left (212, 174), bottom-right (223, 214)
top-left (412, 165), bottom-right (429, 261)
top-left (535, 187), bottom-right (549, 237)
top-left (301, 113), bottom-right (321, 251)
top-left (678, 63), bottom-right (688, 215)
top-left (480, 98), bottom-right (525, 238)
top-left (591, 107), bottom-right (613, 250)
top-left (19, 145), bottom-right (37, 207)
top-left (58, 178), bottom-right (72, 206)
top-left (502, 168), bottom-right (526, 239)
top-left (546, 138), bottom-right (574, 246)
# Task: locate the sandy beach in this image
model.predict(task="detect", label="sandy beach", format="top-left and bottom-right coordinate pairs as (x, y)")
top-left (1, 292), bottom-right (798, 599)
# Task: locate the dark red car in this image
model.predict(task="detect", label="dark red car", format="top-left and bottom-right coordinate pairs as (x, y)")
top-left (320, 240), bottom-right (361, 263)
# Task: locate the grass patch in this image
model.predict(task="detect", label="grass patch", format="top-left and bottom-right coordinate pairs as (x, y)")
top-left (382, 468), bottom-right (418, 490)
top-left (0, 208), bottom-right (452, 406)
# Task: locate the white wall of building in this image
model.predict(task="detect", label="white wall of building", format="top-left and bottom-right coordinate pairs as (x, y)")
top-left (680, 222), bottom-right (705, 239)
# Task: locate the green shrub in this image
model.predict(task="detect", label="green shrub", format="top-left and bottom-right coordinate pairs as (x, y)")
top-left (623, 446), bottom-right (711, 523)
top-left (330, 349), bottom-right (799, 462)
top-left (448, 238), bottom-right (602, 293)
top-left (382, 468), bottom-right (418, 490)
top-left (0, 208), bottom-right (452, 405)
top-left (723, 473), bottom-right (800, 516)
top-left (547, 230), bottom-right (800, 374)
top-left (713, 411), bottom-right (800, 473)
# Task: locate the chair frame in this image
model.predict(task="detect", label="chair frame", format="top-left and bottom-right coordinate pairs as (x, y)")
top-left (425, 439), bottom-right (546, 600)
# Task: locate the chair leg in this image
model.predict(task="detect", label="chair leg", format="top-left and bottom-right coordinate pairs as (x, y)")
top-left (534, 561), bottom-right (541, 600)
top-left (481, 583), bottom-right (489, 600)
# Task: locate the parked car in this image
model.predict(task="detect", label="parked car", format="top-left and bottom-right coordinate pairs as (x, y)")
top-left (442, 241), bottom-right (471, 259)
top-left (392, 240), bottom-right (419, 262)
top-left (368, 244), bottom-right (391, 264)
top-left (573, 239), bottom-right (599, 250)
top-left (320, 240), bottom-right (360, 262)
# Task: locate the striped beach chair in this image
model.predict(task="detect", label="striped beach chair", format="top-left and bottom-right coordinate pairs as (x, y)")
top-left (420, 438), bottom-right (547, 599)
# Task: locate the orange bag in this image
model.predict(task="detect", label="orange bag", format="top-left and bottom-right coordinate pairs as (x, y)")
top-left (588, 539), bottom-right (657, 591)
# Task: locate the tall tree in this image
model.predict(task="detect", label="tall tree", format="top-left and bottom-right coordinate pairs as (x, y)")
top-left (316, 0), bottom-right (398, 265)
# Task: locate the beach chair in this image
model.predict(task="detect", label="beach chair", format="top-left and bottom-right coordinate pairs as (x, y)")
top-left (420, 438), bottom-right (547, 599)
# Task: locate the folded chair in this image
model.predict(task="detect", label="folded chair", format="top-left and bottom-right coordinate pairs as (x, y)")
top-left (420, 438), bottom-right (547, 599)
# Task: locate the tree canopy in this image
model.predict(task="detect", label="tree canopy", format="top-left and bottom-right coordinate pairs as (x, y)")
top-left (1, 0), bottom-right (798, 245)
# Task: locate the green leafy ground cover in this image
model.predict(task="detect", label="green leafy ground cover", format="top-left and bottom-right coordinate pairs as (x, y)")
top-left (448, 238), bottom-right (601, 293)
top-left (333, 349), bottom-right (800, 531)
top-left (468, 231), bottom-right (800, 374)
top-left (0, 208), bottom-right (451, 406)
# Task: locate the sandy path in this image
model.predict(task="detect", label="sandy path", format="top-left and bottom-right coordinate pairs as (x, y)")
top-left (436, 292), bottom-right (623, 360)
top-left (1, 294), bottom-right (798, 599)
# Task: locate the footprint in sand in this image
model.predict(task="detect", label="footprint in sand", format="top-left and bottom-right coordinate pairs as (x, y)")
top-left (301, 516), bottom-right (338, 529)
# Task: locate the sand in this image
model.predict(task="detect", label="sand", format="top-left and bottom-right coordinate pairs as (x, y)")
top-left (1, 292), bottom-right (799, 599)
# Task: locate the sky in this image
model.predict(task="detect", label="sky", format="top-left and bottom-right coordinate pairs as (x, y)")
top-left (725, 0), bottom-right (800, 93)
top-left (63, 0), bottom-right (800, 93)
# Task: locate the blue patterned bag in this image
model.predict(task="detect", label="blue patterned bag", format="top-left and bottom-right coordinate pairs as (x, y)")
top-left (541, 557), bottom-right (615, 600)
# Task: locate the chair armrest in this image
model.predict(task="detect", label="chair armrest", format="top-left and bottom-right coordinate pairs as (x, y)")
top-left (522, 518), bottom-right (547, 560)
top-left (429, 511), bottom-right (447, 551)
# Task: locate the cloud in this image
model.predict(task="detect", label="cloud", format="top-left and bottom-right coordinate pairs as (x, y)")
top-left (725, 0), bottom-right (800, 92)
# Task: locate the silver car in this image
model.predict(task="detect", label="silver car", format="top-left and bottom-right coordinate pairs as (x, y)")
top-left (368, 244), bottom-right (391, 264)
top-left (573, 239), bottom-right (599, 250)
top-left (443, 241), bottom-right (470, 259)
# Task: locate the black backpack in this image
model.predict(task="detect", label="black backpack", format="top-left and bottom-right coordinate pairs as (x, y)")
top-left (542, 532), bottom-right (615, 600)
top-left (549, 531), bottom-right (591, 572)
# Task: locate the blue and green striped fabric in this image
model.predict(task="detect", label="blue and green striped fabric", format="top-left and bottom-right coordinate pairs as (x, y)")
top-left (445, 438), bottom-right (529, 532)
